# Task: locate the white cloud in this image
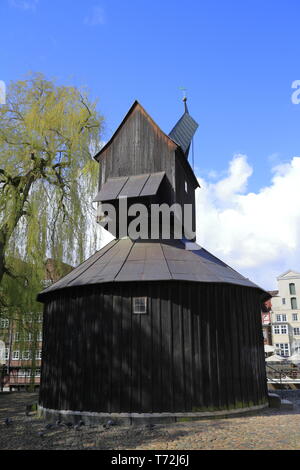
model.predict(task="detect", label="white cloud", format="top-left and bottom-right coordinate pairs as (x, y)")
top-left (9, 0), bottom-right (38, 11)
top-left (84, 5), bottom-right (105, 26)
top-left (195, 155), bottom-right (300, 290)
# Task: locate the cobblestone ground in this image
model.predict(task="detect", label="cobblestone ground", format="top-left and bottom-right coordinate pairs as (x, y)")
top-left (1, 390), bottom-right (300, 450)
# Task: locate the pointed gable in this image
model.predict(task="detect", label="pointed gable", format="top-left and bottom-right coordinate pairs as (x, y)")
top-left (277, 269), bottom-right (300, 280)
top-left (94, 100), bottom-right (199, 193)
top-left (94, 100), bottom-right (177, 163)
top-left (94, 101), bottom-right (178, 191)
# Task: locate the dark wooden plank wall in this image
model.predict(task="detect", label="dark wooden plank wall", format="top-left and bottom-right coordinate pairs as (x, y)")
top-left (99, 106), bottom-right (177, 195)
top-left (39, 282), bottom-right (268, 414)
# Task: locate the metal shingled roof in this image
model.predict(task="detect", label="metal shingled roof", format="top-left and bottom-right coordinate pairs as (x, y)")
top-left (37, 238), bottom-right (264, 301)
top-left (169, 112), bottom-right (199, 155)
top-left (93, 172), bottom-right (166, 203)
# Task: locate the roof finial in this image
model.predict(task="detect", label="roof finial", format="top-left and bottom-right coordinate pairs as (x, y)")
top-left (180, 87), bottom-right (189, 113)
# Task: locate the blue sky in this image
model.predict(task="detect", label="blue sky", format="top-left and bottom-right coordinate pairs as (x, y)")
top-left (1, 0), bottom-right (300, 287)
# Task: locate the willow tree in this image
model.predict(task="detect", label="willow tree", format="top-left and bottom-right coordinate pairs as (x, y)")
top-left (0, 74), bottom-right (104, 378)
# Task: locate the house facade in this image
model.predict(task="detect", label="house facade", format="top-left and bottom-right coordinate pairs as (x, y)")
top-left (266, 270), bottom-right (300, 357)
top-left (0, 259), bottom-right (72, 391)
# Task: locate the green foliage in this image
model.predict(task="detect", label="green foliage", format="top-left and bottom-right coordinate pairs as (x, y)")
top-left (0, 72), bottom-right (104, 370)
top-left (0, 73), bottom-right (103, 301)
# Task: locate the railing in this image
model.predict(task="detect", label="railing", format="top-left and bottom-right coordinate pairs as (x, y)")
top-left (266, 363), bottom-right (300, 386)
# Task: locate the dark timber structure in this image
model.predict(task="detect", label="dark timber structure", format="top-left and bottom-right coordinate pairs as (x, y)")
top-left (37, 100), bottom-right (268, 423)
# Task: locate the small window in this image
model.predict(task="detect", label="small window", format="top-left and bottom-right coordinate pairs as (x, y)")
top-left (133, 297), bottom-right (147, 314)
top-left (35, 350), bottom-right (42, 360)
top-left (289, 283), bottom-right (296, 295)
top-left (25, 333), bottom-right (32, 342)
top-left (0, 319), bottom-right (9, 329)
top-left (292, 314), bottom-right (298, 321)
top-left (22, 351), bottom-right (31, 360)
top-left (275, 343), bottom-right (290, 357)
top-left (282, 298), bottom-right (286, 305)
top-left (276, 314), bottom-right (287, 322)
top-left (12, 351), bottom-right (19, 360)
top-left (294, 328), bottom-right (300, 336)
top-left (281, 325), bottom-right (288, 334)
top-left (291, 297), bottom-right (298, 310)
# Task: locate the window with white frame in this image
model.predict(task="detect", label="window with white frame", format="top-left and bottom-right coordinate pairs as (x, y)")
top-left (25, 332), bottom-right (32, 342)
top-left (37, 331), bottom-right (43, 341)
top-left (276, 314), bottom-right (287, 322)
top-left (35, 350), bottom-right (42, 360)
top-left (12, 351), bottom-right (19, 360)
top-left (133, 297), bottom-right (147, 314)
top-left (292, 314), bottom-right (298, 321)
top-left (14, 332), bottom-right (20, 342)
top-left (35, 368), bottom-right (41, 377)
top-left (275, 343), bottom-right (290, 357)
top-left (294, 328), bottom-right (300, 336)
top-left (0, 318), bottom-right (9, 328)
top-left (273, 325), bottom-right (288, 335)
top-left (5, 348), bottom-right (9, 360)
top-left (18, 369), bottom-right (26, 377)
top-left (22, 351), bottom-right (31, 360)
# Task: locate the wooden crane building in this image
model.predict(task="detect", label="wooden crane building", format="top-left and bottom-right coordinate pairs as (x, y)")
top-left (37, 99), bottom-right (268, 424)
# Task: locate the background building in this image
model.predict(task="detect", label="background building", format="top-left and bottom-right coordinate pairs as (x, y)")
top-left (266, 270), bottom-right (300, 357)
top-left (0, 259), bottom-right (72, 391)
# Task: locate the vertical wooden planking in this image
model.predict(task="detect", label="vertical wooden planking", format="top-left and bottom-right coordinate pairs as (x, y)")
top-left (39, 281), bottom-right (268, 414)
top-left (171, 282), bottom-right (185, 411)
top-left (216, 286), bottom-right (227, 409)
top-left (208, 285), bottom-right (220, 408)
top-left (151, 283), bottom-right (163, 412)
top-left (252, 289), bottom-right (268, 402)
top-left (120, 286), bottom-right (132, 412)
top-left (228, 286), bottom-right (242, 407)
top-left (192, 284), bottom-right (203, 409)
top-left (160, 284), bottom-right (173, 412)
top-left (131, 289), bottom-right (141, 412)
top-left (182, 283), bottom-right (193, 411)
top-left (140, 284), bottom-right (153, 412)
top-left (222, 285), bottom-right (234, 409)
top-left (111, 285), bottom-right (122, 412)
top-left (100, 289), bottom-right (112, 412)
top-left (246, 287), bottom-right (258, 405)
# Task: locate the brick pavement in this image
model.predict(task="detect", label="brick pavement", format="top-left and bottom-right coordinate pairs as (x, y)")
top-left (1, 391), bottom-right (300, 450)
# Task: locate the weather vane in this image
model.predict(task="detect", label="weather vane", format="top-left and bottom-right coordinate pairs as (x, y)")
top-left (179, 87), bottom-right (188, 112)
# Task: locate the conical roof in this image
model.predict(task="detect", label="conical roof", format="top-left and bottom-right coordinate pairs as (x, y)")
top-left (37, 238), bottom-right (264, 302)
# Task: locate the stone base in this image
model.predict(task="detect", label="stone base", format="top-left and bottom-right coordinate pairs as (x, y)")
top-left (38, 403), bottom-right (268, 426)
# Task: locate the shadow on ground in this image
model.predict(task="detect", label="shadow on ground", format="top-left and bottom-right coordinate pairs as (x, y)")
top-left (1, 392), bottom-right (300, 450)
